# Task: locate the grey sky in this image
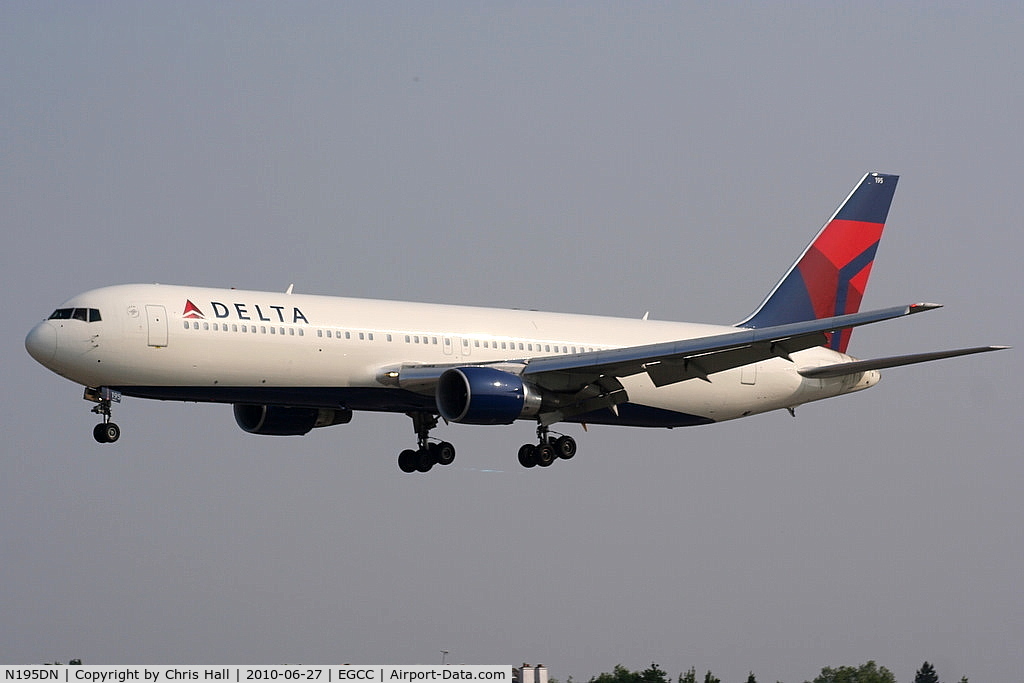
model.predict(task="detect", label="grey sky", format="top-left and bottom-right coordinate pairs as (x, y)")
top-left (2, 3), bottom-right (1021, 682)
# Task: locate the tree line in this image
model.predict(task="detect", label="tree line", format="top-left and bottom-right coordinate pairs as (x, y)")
top-left (576, 659), bottom-right (967, 683)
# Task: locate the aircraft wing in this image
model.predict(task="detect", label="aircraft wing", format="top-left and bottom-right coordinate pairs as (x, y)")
top-left (520, 303), bottom-right (939, 390)
top-left (394, 303), bottom-right (942, 422)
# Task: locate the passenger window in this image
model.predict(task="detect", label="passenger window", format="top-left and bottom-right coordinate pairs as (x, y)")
top-left (359, 332), bottom-right (364, 340)
top-left (183, 321), bottom-right (190, 330)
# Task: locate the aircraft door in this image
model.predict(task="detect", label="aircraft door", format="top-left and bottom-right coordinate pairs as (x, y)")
top-left (146, 305), bottom-right (168, 347)
top-left (740, 362), bottom-right (757, 385)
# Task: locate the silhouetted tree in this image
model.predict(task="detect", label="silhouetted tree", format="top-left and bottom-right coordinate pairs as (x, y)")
top-left (702, 672), bottom-right (719, 683)
top-left (639, 663), bottom-right (670, 683)
top-left (914, 662), bottom-right (939, 683)
top-left (745, 673), bottom-right (757, 683)
top-left (590, 665), bottom-right (638, 683)
top-left (807, 660), bottom-right (896, 683)
top-left (678, 668), bottom-right (696, 683)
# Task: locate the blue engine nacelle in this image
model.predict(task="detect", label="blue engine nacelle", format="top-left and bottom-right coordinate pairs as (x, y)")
top-left (233, 404), bottom-right (353, 436)
top-left (436, 367), bottom-right (543, 425)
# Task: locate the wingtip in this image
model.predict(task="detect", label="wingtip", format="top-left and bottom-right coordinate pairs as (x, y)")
top-left (908, 302), bottom-right (943, 313)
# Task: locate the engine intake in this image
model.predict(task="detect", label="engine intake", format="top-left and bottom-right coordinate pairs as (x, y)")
top-left (233, 404), bottom-right (353, 436)
top-left (436, 367), bottom-right (542, 425)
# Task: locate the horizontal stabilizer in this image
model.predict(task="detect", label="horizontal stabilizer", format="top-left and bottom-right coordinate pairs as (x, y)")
top-left (798, 346), bottom-right (1010, 379)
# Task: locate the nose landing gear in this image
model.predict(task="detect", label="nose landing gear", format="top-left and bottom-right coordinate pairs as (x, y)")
top-left (85, 386), bottom-right (121, 443)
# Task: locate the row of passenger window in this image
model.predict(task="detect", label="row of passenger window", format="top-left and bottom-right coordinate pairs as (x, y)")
top-left (184, 321), bottom-right (305, 336)
top-left (182, 320), bottom-right (595, 354)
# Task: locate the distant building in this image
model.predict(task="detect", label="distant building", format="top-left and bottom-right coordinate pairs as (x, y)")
top-left (515, 664), bottom-right (548, 683)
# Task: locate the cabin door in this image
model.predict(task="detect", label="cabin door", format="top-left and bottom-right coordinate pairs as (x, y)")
top-left (146, 305), bottom-right (168, 347)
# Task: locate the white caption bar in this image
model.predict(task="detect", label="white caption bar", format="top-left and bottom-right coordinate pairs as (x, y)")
top-left (1, 667), bottom-right (512, 683)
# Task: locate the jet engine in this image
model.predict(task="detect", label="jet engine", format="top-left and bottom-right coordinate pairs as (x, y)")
top-left (233, 404), bottom-right (353, 436)
top-left (436, 366), bottom-right (542, 425)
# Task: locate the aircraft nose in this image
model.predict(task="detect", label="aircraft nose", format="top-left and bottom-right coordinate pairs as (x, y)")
top-left (25, 321), bottom-right (57, 365)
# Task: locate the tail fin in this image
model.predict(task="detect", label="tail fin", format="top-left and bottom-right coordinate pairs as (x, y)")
top-left (738, 172), bottom-right (899, 352)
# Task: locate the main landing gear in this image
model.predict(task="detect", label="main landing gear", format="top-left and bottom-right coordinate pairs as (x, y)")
top-left (85, 386), bottom-right (121, 443)
top-left (398, 412), bottom-right (456, 474)
top-left (517, 424), bottom-right (576, 469)
top-left (395, 415), bottom-right (578, 473)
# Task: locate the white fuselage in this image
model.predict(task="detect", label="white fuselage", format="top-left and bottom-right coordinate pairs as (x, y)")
top-left (26, 284), bottom-right (879, 427)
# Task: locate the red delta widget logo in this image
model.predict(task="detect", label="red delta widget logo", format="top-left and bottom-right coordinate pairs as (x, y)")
top-left (182, 299), bottom-right (310, 324)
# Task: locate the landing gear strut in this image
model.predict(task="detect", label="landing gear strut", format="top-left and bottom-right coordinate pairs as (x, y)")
top-left (398, 412), bottom-right (456, 473)
top-left (517, 424), bottom-right (576, 468)
top-left (86, 386), bottom-right (121, 443)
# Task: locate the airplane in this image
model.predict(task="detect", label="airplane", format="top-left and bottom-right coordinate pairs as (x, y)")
top-left (25, 172), bottom-right (1006, 473)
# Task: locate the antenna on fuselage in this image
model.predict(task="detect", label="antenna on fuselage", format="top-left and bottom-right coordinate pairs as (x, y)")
top-left (285, 284), bottom-right (294, 295)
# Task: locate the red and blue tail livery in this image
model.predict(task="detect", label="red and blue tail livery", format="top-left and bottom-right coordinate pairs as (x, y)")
top-left (739, 172), bottom-right (898, 352)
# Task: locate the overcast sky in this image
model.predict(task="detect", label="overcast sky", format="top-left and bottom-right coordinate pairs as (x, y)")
top-left (2, 3), bottom-right (1021, 682)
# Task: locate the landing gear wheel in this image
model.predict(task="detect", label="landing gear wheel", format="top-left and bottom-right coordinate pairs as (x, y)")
top-left (433, 441), bottom-right (456, 466)
top-left (402, 412), bottom-right (453, 474)
top-left (535, 443), bottom-right (556, 467)
top-left (518, 444), bottom-right (537, 468)
top-left (554, 435), bottom-right (577, 459)
top-left (415, 448), bottom-right (435, 473)
top-left (398, 449), bottom-right (418, 473)
top-left (93, 422), bottom-right (120, 443)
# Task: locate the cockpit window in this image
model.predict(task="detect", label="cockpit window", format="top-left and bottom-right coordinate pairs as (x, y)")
top-left (49, 308), bottom-right (101, 322)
